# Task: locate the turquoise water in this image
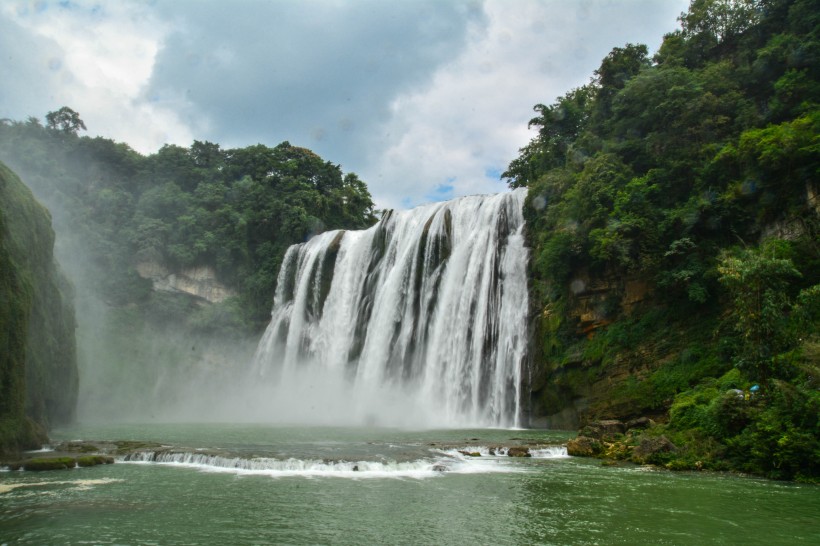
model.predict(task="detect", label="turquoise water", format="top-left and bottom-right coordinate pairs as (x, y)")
top-left (1, 424), bottom-right (818, 545)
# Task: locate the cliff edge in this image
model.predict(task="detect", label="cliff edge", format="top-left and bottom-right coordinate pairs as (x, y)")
top-left (0, 161), bottom-right (77, 454)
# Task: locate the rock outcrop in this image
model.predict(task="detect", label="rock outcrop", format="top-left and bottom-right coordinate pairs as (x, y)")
top-left (136, 261), bottom-right (236, 303)
top-left (506, 446), bottom-right (532, 458)
top-left (565, 417), bottom-right (679, 468)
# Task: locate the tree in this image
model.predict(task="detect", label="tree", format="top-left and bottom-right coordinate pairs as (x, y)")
top-left (718, 245), bottom-right (801, 385)
top-left (504, 86), bottom-right (594, 188)
top-left (45, 107), bottom-right (87, 135)
top-left (680, 0), bottom-right (763, 45)
top-left (593, 43), bottom-right (650, 119)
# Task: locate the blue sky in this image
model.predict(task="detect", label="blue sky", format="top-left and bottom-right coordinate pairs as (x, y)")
top-left (1, 0), bottom-right (688, 209)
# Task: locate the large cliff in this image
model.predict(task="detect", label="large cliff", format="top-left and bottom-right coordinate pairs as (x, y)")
top-left (0, 161), bottom-right (77, 454)
top-left (513, 0), bottom-right (819, 480)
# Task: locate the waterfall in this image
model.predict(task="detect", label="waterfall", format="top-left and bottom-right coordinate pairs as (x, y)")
top-left (252, 188), bottom-right (529, 428)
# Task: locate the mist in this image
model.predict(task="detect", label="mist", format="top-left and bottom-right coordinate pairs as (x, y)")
top-left (0, 147), bottom-right (261, 425)
top-left (0, 119), bottom-right (535, 431)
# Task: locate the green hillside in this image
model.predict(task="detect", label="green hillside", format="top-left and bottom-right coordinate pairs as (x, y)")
top-left (0, 161), bottom-right (77, 454)
top-left (511, 0), bottom-right (819, 481)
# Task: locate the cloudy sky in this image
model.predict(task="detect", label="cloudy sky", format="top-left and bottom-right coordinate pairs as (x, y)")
top-left (1, 0), bottom-right (688, 209)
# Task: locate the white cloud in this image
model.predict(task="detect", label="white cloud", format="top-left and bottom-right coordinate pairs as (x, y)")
top-left (1, 0), bottom-right (193, 151)
top-left (1, 0), bottom-right (689, 209)
top-left (144, 0), bottom-right (480, 169)
top-left (365, 0), bottom-right (688, 209)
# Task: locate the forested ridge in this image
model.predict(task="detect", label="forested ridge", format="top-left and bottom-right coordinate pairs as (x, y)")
top-left (509, 0), bottom-right (818, 480)
top-left (0, 115), bottom-right (376, 331)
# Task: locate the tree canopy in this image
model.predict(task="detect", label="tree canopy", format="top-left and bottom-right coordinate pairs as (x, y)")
top-left (45, 107), bottom-right (87, 135)
top-left (0, 121), bottom-right (376, 329)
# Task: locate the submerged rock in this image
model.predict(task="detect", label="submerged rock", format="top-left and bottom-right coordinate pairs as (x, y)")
top-left (506, 446), bottom-right (531, 458)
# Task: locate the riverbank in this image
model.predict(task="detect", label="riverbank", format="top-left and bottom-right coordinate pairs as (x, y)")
top-left (567, 417), bottom-right (819, 484)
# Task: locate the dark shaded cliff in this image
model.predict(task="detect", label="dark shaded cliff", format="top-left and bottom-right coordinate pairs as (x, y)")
top-left (0, 161), bottom-right (77, 454)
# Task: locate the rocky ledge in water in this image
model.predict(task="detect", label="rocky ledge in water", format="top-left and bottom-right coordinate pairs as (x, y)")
top-left (456, 446), bottom-right (533, 457)
top-left (5, 455), bottom-right (115, 471)
top-left (567, 418), bottom-right (682, 468)
top-left (439, 440), bottom-right (567, 458)
top-left (1, 440), bottom-right (164, 471)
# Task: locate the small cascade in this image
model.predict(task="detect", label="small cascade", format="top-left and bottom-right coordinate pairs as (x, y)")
top-left (119, 443), bottom-right (557, 477)
top-left (252, 188), bottom-right (529, 427)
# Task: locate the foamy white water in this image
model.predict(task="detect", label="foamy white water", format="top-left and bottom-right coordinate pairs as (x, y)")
top-left (120, 449), bottom-right (522, 479)
top-left (252, 189), bottom-right (529, 428)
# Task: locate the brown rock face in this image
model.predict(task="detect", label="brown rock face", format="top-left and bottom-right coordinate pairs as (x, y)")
top-left (136, 261), bottom-right (236, 303)
top-left (579, 420), bottom-right (626, 440)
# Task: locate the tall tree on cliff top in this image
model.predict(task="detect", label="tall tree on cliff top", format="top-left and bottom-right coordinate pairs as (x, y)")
top-left (45, 107), bottom-right (87, 135)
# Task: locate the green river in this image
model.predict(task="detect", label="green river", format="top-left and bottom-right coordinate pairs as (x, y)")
top-left (1, 424), bottom-right (818, 545)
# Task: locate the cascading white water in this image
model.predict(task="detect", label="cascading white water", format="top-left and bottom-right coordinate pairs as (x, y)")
top-left (252, 188), bottom-right (528, 428)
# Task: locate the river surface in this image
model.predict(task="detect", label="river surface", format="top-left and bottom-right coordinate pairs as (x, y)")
top-left (1, 424), bottom-right (818, 545)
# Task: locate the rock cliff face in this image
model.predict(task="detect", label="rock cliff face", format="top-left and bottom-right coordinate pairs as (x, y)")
top-left (527, 271), bottom-right (663, 429)
top-left (136, 261), bottom-right (236, 303)
top-left (0, 162), bottom-right (77, 454)
top-left (563, 270), bottom-right (651, 335)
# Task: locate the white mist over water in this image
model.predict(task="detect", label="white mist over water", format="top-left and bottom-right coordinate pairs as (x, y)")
top-left (251, 189), bottom-right (529, 428)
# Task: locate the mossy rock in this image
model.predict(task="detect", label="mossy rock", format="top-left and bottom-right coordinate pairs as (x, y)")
top-left (603, 440), bottom-right (632, 459)
top-left (76, 455), bottom-right (114, 467)
top-left (23, 457), bottom-right (76, 471)
top-left (566, 436), bottom-right (603, 457)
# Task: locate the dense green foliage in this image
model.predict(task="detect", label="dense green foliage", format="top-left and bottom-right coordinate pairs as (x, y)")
top-left (0, 162), bottom-right (77, 454)
top-left (0, 115), bottom-right (376, 424)
top-left (0, 119), bottom-right (376, 329)
top-left (510, 0), bottom-right (819, 480)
